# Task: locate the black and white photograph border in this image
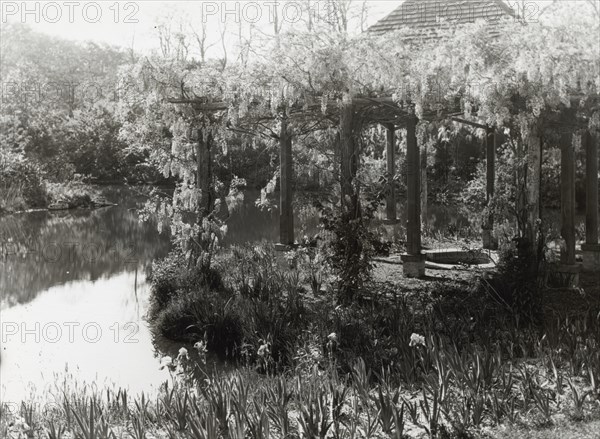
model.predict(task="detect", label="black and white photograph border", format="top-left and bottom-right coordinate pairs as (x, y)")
top-left (1, 1), bottom-right (600, 438)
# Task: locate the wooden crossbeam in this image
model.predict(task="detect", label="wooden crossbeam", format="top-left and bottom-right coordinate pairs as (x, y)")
top-left (168, 94), bottom-right (598, 129)
top-left (168, 100), bottom-right (229, 111)
top-left (450, 117), bottom-right (489, 129)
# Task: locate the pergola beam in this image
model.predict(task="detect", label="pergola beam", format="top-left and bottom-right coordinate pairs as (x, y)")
top-left (166, 95), bottom-right (463, 122)
top-left (168, 93), bottom-right (598, 119)
top-left (450, 117), bottom-right (489, 130)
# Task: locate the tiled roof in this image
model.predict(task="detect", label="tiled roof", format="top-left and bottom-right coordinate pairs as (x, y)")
top-left (369, 0), bottom-right (516, 38)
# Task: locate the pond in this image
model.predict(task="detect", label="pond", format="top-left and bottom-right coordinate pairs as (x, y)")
top-left (0, 187), bottom-right (173, 403)
top-left (0, 186), bottom-right (477, 403)
top-left (222, 191), bottom-right (476, 246)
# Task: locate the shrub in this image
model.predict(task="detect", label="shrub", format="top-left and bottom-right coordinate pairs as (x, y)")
top-left (0, 151), bottom-right (47, 211)
top-left (149, 249), bottom-right (238, 358)
top-left (149, 251), bottom-right (224, 312)
top-left (149, 245), bottom-right (309, 367)
top-left (151, 282), bottom-right (244, 357)
top-left (148, 252), bottom-right (187, 311)
top-left (316, 298), bottom-right (428, 382)
top-left (45, 181), bottom-right (100, 208)
top-left (221, 245), bottom-right (310, 369)
top-left (0, 182), bottom-right (27, 214)
top-left (319, 195), bottom-right (381, 304)
top-left (239, 293), bottom-right (307, 369)
top-left (488, 241), bottom-right (542, 326)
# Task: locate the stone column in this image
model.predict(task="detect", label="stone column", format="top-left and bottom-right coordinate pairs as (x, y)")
top-left (482, 127), bottom-right (498, 249)
top-left (555, 128), bottom-right (583, 286)
top-left (582, 130), bottom-right (600, 272)
top-left (421, 135), bottom-right (428, 230)
top-left (384, 124), bottom-right (398, 224)
top-left (558, 130), bottom-right (580, 284)
top-left (401, 112), bottom-right (425, 278)
top-left (276, 117), bottom-right (294, 249)
top-left (525, 122), bottom-right (542, 270)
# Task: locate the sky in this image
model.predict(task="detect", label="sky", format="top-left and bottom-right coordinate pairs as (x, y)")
top-left (0, 1), bottom-right (575, 56)
top-left (0, 1), bottom-right (401, 54)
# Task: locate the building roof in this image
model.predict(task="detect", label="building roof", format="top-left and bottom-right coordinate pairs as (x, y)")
top-left (368, 0), bottom-right (516, 39)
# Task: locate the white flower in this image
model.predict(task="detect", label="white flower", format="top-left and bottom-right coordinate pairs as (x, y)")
top-left (194, 341), bottom-right (208, 354)
top-left (178, 347), bottom-right (189, 359)
top-left (258, 343), bottom-right (270, 357)
top-left (327, 332), bottom-right (338, 343)
top-left (194, 340), bottom-right (208, 364)
top-left (11, 416), bottom-right (30, 431)
top-left (159, 356), bottom-right (173, 370)
top-left (409, 333), bottom-right (426, 347)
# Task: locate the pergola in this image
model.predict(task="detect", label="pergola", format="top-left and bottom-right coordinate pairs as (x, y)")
top-left (170, 88), bottom-right (600, 280)
top-left (168, 0), bottom-right (600, 279)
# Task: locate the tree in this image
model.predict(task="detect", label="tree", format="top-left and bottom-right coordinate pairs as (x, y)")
top-left (0, 23), bottom-right (135, 181)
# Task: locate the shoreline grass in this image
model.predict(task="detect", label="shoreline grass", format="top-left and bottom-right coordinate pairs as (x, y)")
top-left (2, 335), bottom-right (600, 439)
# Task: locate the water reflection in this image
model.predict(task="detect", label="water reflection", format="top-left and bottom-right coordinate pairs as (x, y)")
top-left (0, 187), bottom-right (172, 308)
top-left (0, 271), bottom-right (171, 402)
top-left (221, 191), bottom-right (475, 245)
top-left (0, 187), bottom-right (174, 402)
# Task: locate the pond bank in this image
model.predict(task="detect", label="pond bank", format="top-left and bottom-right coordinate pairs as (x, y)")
top-left (0, 181), bottom-right (111, 217)
top-left (3, 259), bottom-right (600, 439)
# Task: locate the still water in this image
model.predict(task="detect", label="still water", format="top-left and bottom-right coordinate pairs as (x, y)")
top-left (0, 187), bottom-right (173, 402)
top-left (0, 186), bottom-right (473, 403)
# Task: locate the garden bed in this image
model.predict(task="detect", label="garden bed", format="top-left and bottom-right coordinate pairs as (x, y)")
top-left (3, 246), bottom-right (600, 439)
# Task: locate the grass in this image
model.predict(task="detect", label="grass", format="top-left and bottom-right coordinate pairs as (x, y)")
top-left (3, 242), bottom-right (599, 438)
top-left (2, 333), bottom-right (599, 439)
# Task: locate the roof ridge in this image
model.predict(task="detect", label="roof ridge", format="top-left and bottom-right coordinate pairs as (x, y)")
top-left (491, 0), bottom-right (517, 17)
